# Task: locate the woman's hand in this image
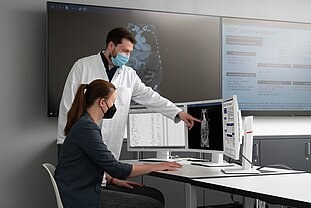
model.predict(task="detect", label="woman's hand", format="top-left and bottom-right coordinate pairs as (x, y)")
top-left (154, 161), bottom-right (182, 171)
top-left (111, 178), bottom-right (144, 189)
top-left (129, 161), bottom-right (183, 177)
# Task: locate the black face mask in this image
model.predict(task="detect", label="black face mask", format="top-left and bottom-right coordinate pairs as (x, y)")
top-left (101, 100), bottom-right (117, 119)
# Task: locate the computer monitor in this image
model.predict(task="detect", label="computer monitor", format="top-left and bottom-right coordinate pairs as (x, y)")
top-left (186, 100), bottom-right (223, 153)
top-left (222, 95), bottom-right (260, 174)
top-left (185, 100), bottom-right (233, 166)
top-left (222, 95), bottom-right (242, 161)
top-left (222, 17), bottom-right (311, 115)
top-left (127, 105), bottom-right (186, 160)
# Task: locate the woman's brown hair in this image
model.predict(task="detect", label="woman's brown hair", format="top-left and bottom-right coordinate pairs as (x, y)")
top-left (64, 79), bottom-right (116, 135)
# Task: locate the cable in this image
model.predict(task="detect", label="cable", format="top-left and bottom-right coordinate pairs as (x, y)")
top-left (158, 150), bottom-right (170, 158)
top-left (240, 152), bottom-right (253, 168)
top-left (256, 163), bottom-right (292, 171)
top-left (158, 151), bottom-right (180, 160)
top-left (230, 157), bottom-right (242, 166)
top-left (230, 193), bottom-right (240, 204)
top-left (228, 152), bottom-right (251, 167)
top-left (170, 154), bottom-right (180, 159)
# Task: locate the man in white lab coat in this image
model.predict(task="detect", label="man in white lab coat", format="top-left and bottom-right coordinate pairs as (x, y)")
top-left (57, 27), bottom-right (200, 159)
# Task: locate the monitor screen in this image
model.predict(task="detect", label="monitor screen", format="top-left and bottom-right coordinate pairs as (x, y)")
top-left (47, 2), bottom-right (221, 116)
top-left (222, 95), bottom-right (242, 160)
top-left (186, 100), bottom-right (223, 153)
top-left (222, 17), bottom-right (311, 115)
top-left (127, 107), bottom-right (186, 151)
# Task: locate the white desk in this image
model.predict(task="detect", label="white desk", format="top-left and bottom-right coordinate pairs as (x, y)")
top-left (123, 160), bottom-right (305, 208)
top-left (192, 173), bottom-right (311, 208)
top-left (152, 163), bottom-right (303, 180)
top-left (152, 165), bottom-right (305, 208)
top-left (123, 160), bottom-right (303, 179)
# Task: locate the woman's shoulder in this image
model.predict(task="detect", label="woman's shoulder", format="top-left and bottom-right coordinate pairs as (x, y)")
top-left (77, 114), bottom-right (99, 130)
top-left (69, 113), bottom-right (100, 136)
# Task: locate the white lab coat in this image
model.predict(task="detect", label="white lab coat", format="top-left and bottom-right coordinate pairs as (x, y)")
top-left (57, 52), bottom-right (182, 159)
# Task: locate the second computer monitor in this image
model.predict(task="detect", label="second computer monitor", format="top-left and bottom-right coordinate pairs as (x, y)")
top-left (127, 106), bottom-right (186, 152)
top-left (223, 95), bottom-right (242, 160)
top-left (186, 100), bottom-right (224, 153)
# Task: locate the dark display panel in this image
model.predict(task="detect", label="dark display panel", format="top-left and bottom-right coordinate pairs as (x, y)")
top-left (47, 2), bottom-right (220, 116)
top-left (187, 102), bottom-right (223, 152)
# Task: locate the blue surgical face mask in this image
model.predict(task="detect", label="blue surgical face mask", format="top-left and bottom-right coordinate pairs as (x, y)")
top-left (111, 50), bottom-right (129, 66)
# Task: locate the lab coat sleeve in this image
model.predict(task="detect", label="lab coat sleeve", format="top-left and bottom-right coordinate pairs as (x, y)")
top-left (57, 61), bottom-right (83, 144)
top-left (131, 71), bottom-right (182, 122)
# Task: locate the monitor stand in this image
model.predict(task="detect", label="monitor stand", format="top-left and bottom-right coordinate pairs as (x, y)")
top-left (191, 153), bottom-right (234, 167)
top-left (156, 150), bottom-right (171, 160)
top-left (222, 116), bottom-right (260, 174)
top-left (139, 151), bottom-right (177, 162)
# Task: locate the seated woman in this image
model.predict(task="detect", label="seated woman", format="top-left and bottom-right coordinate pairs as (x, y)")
top-left (55, 79), bottom-right (182, 208)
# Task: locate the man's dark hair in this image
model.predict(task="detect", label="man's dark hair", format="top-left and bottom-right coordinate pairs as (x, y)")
top-left (106, 27), bottom-right (136, 47)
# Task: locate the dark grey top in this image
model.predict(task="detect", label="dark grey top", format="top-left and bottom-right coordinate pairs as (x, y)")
top-left (55, 112), bottom-right (132, 208)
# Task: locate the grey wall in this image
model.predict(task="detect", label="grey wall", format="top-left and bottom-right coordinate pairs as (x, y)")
top-left (1, 0), bottom-right (311, 207)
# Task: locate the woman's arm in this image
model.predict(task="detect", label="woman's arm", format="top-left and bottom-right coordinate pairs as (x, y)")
top-left (104, 162), bottom-right (182, 189)
top-left (105, 172), bottom-right (144, 189)
top-left (128, 162), bottom-right (182, 178)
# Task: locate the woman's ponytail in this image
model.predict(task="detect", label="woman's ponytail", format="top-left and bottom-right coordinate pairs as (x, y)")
top-left (64, 84), bottom-right (88, 136)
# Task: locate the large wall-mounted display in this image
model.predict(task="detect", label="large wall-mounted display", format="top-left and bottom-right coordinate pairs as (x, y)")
top-left (47, 2), bottom-right (311, 117)
top-left (222, 18), bottom-right (311, 115)
top-left (47, 2), bottom-right (220, 117)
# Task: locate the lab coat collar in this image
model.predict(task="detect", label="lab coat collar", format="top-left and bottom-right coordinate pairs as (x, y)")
top-left (98, 50), bottom-right (124, 72)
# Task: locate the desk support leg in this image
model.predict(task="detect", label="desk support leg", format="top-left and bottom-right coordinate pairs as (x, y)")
top-left (256, 199), bottom-right (266, 208)
top-left (243, 197), bottom-right (255, 208)
top-left (185, 183), bottom-right (197, 208)
top-left (244, 198), bottom-right (266, 208)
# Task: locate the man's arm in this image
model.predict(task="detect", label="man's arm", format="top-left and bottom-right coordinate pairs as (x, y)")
top-left (131, 71), bottom-right (200, 128)
top-left (131, 71), bottom-right (182, 121)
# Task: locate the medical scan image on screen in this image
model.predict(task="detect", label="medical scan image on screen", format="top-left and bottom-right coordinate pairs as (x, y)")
top-left (127, 23), bottom-right (163, 92)
top-left (187, 102), bottom-right (223, 151)
top-left (200, 109), bottom-right (210, 147)
top-left (222, 18), bottom-right (311, 112)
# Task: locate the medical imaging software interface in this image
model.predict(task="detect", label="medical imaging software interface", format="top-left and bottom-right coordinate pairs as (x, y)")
top-left (222, 18), bottom-right (311, 111)
top-left (128, 112), bottom-right (185, 149)
top-left (223, 98), bottom-right (240, 160)
top-left (187, 102), bottom-right (223, 151)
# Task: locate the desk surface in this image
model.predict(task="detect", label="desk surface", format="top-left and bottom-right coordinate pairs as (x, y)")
top-left (123, 160), bottom-right (304, 183)
top-left (153, 165), bottom-right (304, 182)
top-left (192, 173), bottom-right (311, 208)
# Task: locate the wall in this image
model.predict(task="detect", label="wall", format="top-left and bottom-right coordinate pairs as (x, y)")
top-left (0, 0), bottom-right (310, 207)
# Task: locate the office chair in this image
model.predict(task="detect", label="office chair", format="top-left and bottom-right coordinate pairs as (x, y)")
top-left (42, 163), bottom-right (64, 208)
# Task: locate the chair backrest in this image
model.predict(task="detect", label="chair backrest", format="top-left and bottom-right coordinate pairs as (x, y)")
top-left (42, 163), bottom-right (64, 208)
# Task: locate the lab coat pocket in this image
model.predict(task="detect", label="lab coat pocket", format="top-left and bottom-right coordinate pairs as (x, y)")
top-left (116, 87), bottom-right (132, 106)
